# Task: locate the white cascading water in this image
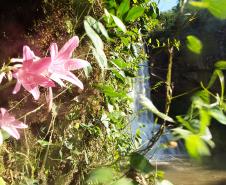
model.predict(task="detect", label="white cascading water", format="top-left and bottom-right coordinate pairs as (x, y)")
top-left (130, 61), bottom-right (185, 161)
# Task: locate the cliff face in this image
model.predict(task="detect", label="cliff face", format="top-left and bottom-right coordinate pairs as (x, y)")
top-left (149, 10), bottom-right (226, 115)
top-left (149, 9), bottom-right (226, 161)
top-left (0, 0), bottom-right (43, 62)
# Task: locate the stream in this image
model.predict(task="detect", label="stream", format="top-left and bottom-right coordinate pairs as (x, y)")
top-left (131, 61), bottom-right (226, 185)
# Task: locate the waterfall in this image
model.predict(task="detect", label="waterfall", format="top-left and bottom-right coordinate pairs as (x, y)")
top-left (130, 61), bottom-right (186, 161)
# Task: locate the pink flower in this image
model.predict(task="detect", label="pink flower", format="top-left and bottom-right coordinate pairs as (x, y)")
top-left (48, 36), bottom-right (90, 89)
top-left (0, 108), bottom-right (28, 142)
top-left (12, 46), bottom-right (55, 100)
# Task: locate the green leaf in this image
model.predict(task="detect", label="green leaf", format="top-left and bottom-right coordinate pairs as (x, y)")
top-left (125, 6), bottom-right (145, 22)
top-left (205, 0), bottom-right (226, 19)
top-left (37, 140), bottom-right (53, 147)
top-left (199, 109), bottom-right (210, 134)
top-left (186, 35), bottom-right (203, 54)
top-left (87, 168), bottom-right (114, 184)
top-left (111, 15), bottom-right (127, 33)
top-left (176, 116), bottom-right (195, 132)
top-left (83, 65), bottom-right (93, 78)
top-left (111, 58), bottom-right (128, 69)
top-left (190, 0), bottom-right (226, 20)
top-left (139, 95), bottom-right (175, 123)
top-left (209, 109), bottom-right (226, 125)
top-left (117, 0), bottom-right (130, 18)
top-left (185, 134), bottom-right (210, 159)
top-left (86, 16), bottom-right (109, 40)
top-left (92, 47), bottom-right (108, 70)
top-left (97, 85), bottom-right (127, 98)
top-left (84, 20), bottom-right (104, 50)
top-left (189, 1), bottom-right (209, 8)
top-left (206, 69), bottom-right (219, 89)
top-left (173, 127), bottom-right (192, 139)
top-left (215, 60), bottom-right (226, 70)
top-left (0, 177), bottom-right (5, 185)
top-left (112, 178), bottom-right (134, 185)
top-left (156, 180), bottom-right (174, 185)
top-left (111, 69), bottom-right (125, 83)
top-left (130, 152), bottom-right (153, 173)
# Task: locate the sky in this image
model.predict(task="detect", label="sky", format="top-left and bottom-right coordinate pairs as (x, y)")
top-left (153, 0), bottom-right (179, 12)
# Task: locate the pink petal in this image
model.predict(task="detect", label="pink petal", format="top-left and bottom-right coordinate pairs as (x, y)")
top-left (47, 87), bottom-right (53, 112)
top-left (0, 73), bottom-right (5, 84)
top-left (12, 121), bottom-right (28, 128)
top-left (13, 81), bottom-right (22, 94)
top-left (50, 73), bottom-right (65, 87)
top-left (22, 74), bottom-right (55, 89)
top-left (55, 72), bottom-right (84, 89)
top-left (28, 87), bottom-right (40, 100)
top-left (23, 46), bottom-right (35, 61)
top-left (64, 59), bottom-right (90, 70)
top-left (57, 36), bottom-right (79, 59)
top-left (1, 126), bottom-right (20, 139)
top-left (30, 57), bottom-right (51, 74)
top-left (50, 43), bottom-right (58, 60)
top-left (0, 108), bottom-right (7, 116)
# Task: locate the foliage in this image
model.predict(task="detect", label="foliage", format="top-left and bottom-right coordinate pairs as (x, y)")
top-left (1, 0), bottom-right (226, 184)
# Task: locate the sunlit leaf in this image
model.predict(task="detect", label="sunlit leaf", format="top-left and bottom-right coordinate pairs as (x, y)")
top-left (185, 134), bottom-right (210, 159)
top-left (37, 140), bottom-right (53, 147)
top-left (112, 177), bottom-right (134, 185)
top-left (83, 65), bottom-right (93, 78)
top-left (205, 0), bottom-right (226, 19)
top-left (207, 69), bottom-right (224, 102)
top-left (117, 0), bottom-right (130, 18)
top-left (176, 116), bottom-right (195, 132)
top-left (111, 15), bottom-right (127, 33)
top-left (87, 167), bottom-right (114, 184)
top-left (199, 109), bottom-right (210, 135)
top-left (130, 152), bottom-right (153, 173)
top-left (111, 69), bottom-right (125, 83)
top-left (84, 20), bottom-right (104, 50)
top-left (139, 95), bottom-right (175, 123)
top-left (189, 1), bottom-right (209, 8)
top-left (86, 16), bottom-right (109, 40)
top-left (97, 85), bottom-right (127, 98)
top-left (125, 6), bottom-right (145, 22)
top-left (206, 69), bottom-right (219, 89)
top-left (0, 177), bottom-right (6, 185)
top-left (92, 47), bottom-right (108, 70)
top-left (209, 109), bottom-right (226, 125)
top-left (111, 58), bottom-right (128, 69)
top-left (156, 180), bottom-right (174, 185)
top-left (186, 35), bottom-right (203, 54)
top-left (190, 0), bottom-right (226, 19)
top-left (172, 127), bottom-right (192, 139)
top-left (215, 60), bottom-right (226, 70)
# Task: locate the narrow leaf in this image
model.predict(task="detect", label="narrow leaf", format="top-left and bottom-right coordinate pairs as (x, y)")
top-left (92, 47), bottom-right (108, 70)
top-left (111, 15), bottom-right (127, 33)
top-left (125, 6), bottom-right (145, 22)
top-left (209, 109), bottom-right (226, 125)
top-left (86, 16), bottom-right (109, 39)
top-left (84, 20), bottom-right (104, 50)
top-left (139, 95), bottom-right (175, 123)
top-left (117, 0), bottom-right (130, 17)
